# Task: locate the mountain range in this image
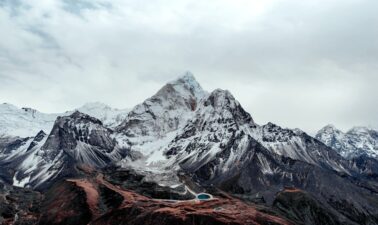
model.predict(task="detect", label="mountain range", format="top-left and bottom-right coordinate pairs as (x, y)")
top-left (316, 124), bottom-right (378, 159)
top-left (1, 72), bottom-right (378, 225)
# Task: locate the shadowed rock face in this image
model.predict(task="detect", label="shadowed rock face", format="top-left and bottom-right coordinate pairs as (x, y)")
top-left (273, 188), bottom-right (378, 225)
top-left (0, 182), bottom-right (42, 225)
top-left (273, 188), bottom-right (346, 225)
top-left (39, 181), bottom-right (92, 225)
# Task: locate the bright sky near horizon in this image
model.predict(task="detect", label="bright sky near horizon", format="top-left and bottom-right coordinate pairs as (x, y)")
top-left (0, 0), bottom-right (377, 134)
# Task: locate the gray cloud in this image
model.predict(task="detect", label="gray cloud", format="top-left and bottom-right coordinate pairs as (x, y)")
top-left (62, 0), bottom-right (112, 16)
top-left (0, 0), bottom-right (377, 134)
top-left (25, 26), bottom-right (60, 49)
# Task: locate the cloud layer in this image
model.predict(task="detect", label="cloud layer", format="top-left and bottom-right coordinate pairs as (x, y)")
top-left (0, 0), bottom-right (377, 134)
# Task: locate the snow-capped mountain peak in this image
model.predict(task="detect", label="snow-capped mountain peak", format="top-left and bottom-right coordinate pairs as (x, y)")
top-left (117, 73), bottom-right (207, 138)
top-left (166, 71), bottom-right (207, 101)
top-left (321, 124), bottom-right (339, 132)
top-left (315, 124), bottom-right (345, 147)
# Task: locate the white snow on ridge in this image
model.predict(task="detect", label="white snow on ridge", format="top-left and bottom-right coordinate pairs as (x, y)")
top-left (0, 102), bottom-right (130, 138)
top-left (0, 103), bottom-right (59, 138)
top-left (75, 102), bottom-right (130, 128)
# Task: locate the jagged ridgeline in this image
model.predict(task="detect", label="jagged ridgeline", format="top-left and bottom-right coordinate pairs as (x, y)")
top-left (1, 72), bottom-right (378, 225)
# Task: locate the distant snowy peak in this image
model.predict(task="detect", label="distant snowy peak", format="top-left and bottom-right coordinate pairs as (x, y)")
top-left (314, 124), bottom-right (345, 147)
top-left (316, 125), bottom-right (378, 159)
top-left (75, 102), bottom-right (129, 128)
top-left (78, 102), bottom-right (112, 111)
top-left (0, 103), bottom-right (58, 138)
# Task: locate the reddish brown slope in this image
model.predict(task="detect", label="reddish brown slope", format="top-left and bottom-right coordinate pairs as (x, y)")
top-left (39, 175), bottom-right (292, 225)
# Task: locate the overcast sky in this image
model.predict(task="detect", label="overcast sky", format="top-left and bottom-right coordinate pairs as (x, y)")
top-left (0, 0), bottom-right (377, 134)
